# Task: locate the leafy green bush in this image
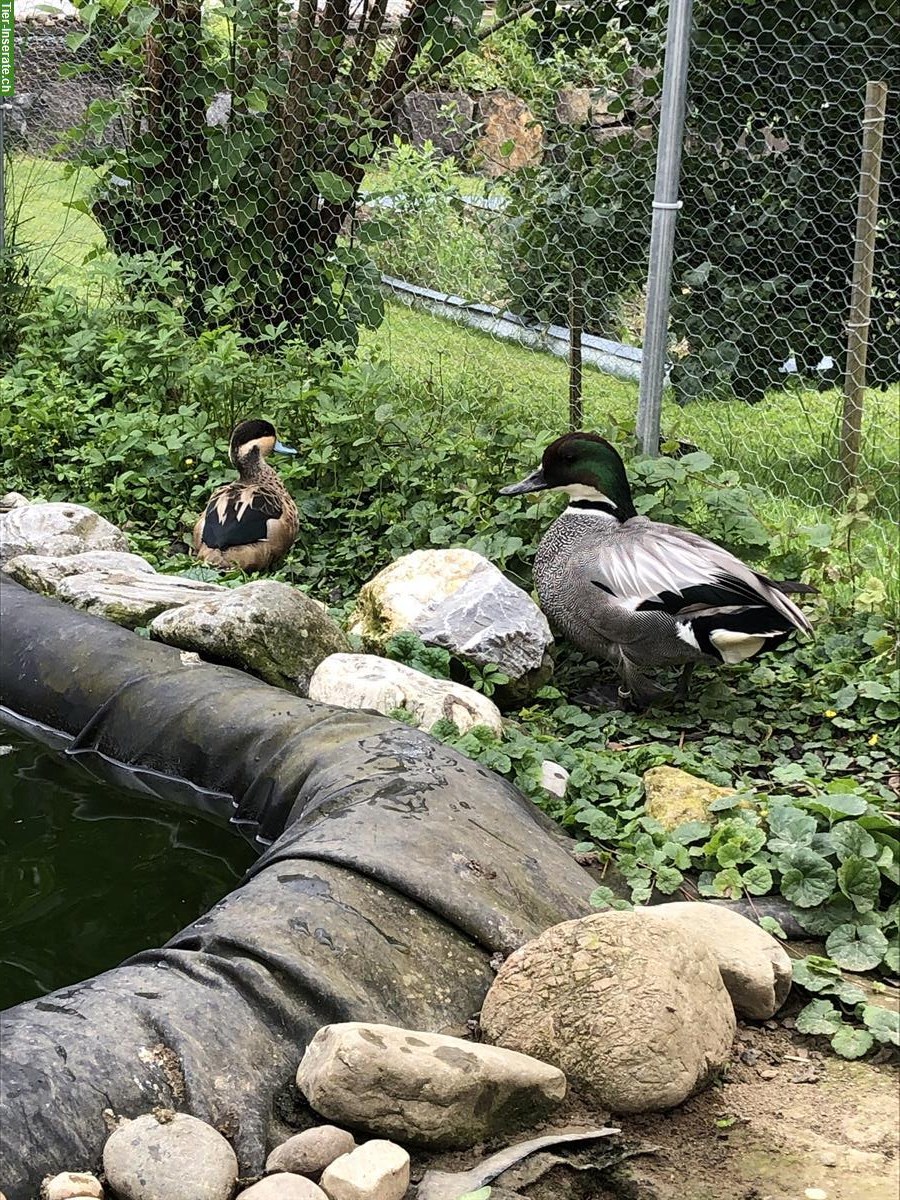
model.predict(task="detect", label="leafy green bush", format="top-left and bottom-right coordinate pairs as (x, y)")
top-left (363, 139), bottom-right (507, 302)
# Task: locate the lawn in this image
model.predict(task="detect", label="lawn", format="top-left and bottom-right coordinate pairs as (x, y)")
top-left (10, 154), bottom-right (899, 599)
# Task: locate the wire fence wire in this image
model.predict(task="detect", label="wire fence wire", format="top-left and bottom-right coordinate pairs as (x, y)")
top-left (2, 0), bottom-right (897, 538)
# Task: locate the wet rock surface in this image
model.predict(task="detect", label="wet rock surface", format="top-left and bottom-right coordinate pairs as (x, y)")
top-left (319, 1140), bottom-right (410, 1200)
top-left (3, 550), bottom-right (157, 594)
top-left (480, 911), bottom-right (736, 1113)
top-left (643, 901), bottom-right (793, 1019)
top-left (265, 1125), bottom-right (357, 1177)
top-left (149, 580), bottom-right (350, 693)
top-left (296, 1022), bottom-right (566, 1148)
top-left (308, 653), bottom-right (503, 735)
top-left (0, 502), bottom-right (129, 563)
top-left (102, 1112), bottom-right (238, 1200)
top-left (351, 548), bottom-right (553, 696)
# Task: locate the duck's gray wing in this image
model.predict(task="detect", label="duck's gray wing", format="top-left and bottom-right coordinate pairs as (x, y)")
top-left (590, 519), bottom-right (812, 634)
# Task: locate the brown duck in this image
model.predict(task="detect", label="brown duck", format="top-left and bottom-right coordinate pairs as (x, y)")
top-left (193, 419), bottom-right (299, 572)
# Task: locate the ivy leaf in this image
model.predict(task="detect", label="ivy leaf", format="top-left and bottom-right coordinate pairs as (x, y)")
top-left (589, 886), bottom-right (633, 912)
top-left (655, 865), bottom-right (684, 894)
top-left (766, 806), bottom-right (817, 854)
top-left (830, 822), bottom-right (877, 862)
top-left (712, 867), bottom-right (744, 898)
top-left (758, 915), bottom-right (787, 939)
top-left (798, 793), bottom-right (868, 820)
top-left (884, 940), bottom-right (899, 974)
top-left (312, 170), bottom-right (355, 203)
top-left (825, 924), bottom-right (888, 972)
top-left (795, 998), bottom-right (842, 1035)
top-left (791, 896), bottom-right (856, 936)
top-left (861, 1006), bottom-right (899, 1046)
top-left (779, 849), bottom-right (837, 908)
top-left (837, 857), bottom-right (882, 913)
top-left (791, 955), bottom-right (841, 993)
top-left (743, 864), bottom-right (773, 895)
top-left (830, 1026), bottom-right (874, 1059)
top-left (669, 820), bottom-right (712, 845)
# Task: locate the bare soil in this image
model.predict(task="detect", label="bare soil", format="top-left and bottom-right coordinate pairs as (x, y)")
top-left (413, 1020), bottom-right (899, 1200)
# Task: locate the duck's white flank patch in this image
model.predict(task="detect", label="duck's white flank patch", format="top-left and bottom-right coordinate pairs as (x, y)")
top-left (710, 629), bottom-right (780, 663)
top-left (676, 621), bottom-right (700, 650)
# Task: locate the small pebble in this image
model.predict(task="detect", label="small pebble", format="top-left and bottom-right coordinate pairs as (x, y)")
top-left (42, 1173), bottom-right (104, 1200)
top-left (820, 1150), bottom-right (838, 1167)
top-left (320, 1140), bottom-right (410, 1200)
top-left (237, 1176), bottom-right (327, 1199)
top-left (804, 1190), bottom-right (828, 1200)
top-left (266, 1126), bottom-right (356, 1177)
top-left (758, 1068), bottom-right (778, 1080)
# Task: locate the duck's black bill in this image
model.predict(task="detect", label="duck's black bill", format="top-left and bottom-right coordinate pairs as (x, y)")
top-left (499, 467), bottom-right (548, 495)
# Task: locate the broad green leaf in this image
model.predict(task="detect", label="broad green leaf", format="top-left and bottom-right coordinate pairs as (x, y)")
top-left (830, 822), bottom-right (877, 862)
top-left (795, 998), bottom-right (842, 1035)
top-left (712, 867), bottom-right (744, 897)
top-left (758, 915), bottom-right (787, 939)
top-left (837, 857), bottom-right (882, 913)
top-left (311, 170), bottom-right (355, 204)
top-left (766, 806), bottom-right (817, 854)
top-left (655, 865), bottom-right (684, 894)
top-left (792, 955), bottom-right (841, 993)
top-left (884, 939), bottom-right (899, 974)
top-left (861, 1005), bottom-right (899, 1046)
top-left (798, 793), bottom-right (868, 819)
top-left (743, 864), bottom-right (773, 895)
top-left (779, 849), bottom-right (836, 908)
top-left (127, 3), bottom-right (159, 36)
top-left (669, 820), bottom-right (711, 845)
top-left (791, 896), bottom-right (856, 936)
top-left (826, 924), bottom-right (888, 972)
top-left (830, 1025), bottom-right (874, 1059)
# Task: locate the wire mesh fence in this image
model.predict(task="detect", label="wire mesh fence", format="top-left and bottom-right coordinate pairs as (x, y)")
top-left (1, 0), bottom-right (897, 559)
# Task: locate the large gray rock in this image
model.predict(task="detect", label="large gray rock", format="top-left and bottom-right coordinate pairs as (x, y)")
top-left (3, 550), bottom-right (157, 594)
top-left (642, 902), bottom-right (793, 1020)
top-left (266, 1125), bottom-right (356, 1177)
top-left (150, 580), bottom-right (350, 694)
top-left (350, 549), bottom-right (553, 698)
top-left (308, 653), bottom-right (503, 735)
top-left (296, 1022), bottom-right (567, 1149)
top-left (102, 1112), bottom-right (238, 1200)
top-left (319, 1140), bottom-right (410, 1200)
top-left (396, 91), bottom-right (476, 163)
top-left (0, 502), bottom-right (128, 563)
top-left (480, 911), bottom-right (736, 1113)
top-left (56, 571), bottom-right (224, 628)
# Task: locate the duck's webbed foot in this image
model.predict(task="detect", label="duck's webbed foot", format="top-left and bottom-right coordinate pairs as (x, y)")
top-left (571, 682), bottom-right (627, 710)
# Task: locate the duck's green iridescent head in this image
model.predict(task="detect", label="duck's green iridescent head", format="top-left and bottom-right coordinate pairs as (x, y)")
top-left (499, 432), bottom-right (636, 519)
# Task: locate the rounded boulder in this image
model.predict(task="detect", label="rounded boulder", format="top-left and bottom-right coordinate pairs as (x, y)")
top-left (480, 911), bottom-right (736, 1113)
top-left (102, 1112), bottom-right (238, 1200)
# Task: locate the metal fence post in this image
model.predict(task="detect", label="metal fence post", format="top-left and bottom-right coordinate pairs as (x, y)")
top-left (636, 0), bottom-right (693, 457)
top-left (839, 80), bottom-right (888, 499)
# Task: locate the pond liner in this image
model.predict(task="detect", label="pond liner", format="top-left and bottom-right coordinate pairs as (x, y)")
top-left (0, 576), bottom-right (594, 1198)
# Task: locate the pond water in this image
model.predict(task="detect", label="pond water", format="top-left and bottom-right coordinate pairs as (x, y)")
top-left (0, 728), bottom-right (257, 1011)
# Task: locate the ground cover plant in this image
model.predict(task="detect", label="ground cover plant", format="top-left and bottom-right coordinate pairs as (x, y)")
top-left (2, 148), bottom-right (897, 1061)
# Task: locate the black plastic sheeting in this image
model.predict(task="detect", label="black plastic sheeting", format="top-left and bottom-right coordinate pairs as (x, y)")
top-left (0, 577), bottom-right (594, 1197)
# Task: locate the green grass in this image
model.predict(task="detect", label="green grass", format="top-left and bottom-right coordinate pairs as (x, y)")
top-left (9, 154), bottom-right (898, 598)
top-left (7, 157), bottom-right (107, 289)
top-left (363, 302), bottom-right (899, 596)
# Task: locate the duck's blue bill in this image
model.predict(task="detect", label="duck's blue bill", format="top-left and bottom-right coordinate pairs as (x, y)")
top-left (274, 441), bottom-right (298, 455)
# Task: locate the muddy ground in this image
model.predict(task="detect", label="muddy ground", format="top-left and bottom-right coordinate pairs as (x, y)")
top-left (413, 1019), bottom-right (899, 1200)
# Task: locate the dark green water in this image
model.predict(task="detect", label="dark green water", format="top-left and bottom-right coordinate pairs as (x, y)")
top-left (0, 728), bottom-right (257, 1011)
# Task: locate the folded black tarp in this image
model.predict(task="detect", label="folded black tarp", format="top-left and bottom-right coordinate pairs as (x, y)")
top-left (0, 577), bottom-right (593, 1198)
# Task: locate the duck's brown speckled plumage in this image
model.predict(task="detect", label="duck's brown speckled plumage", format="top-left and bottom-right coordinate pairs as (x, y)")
top-left (193, 419), bottom-right (299, 572)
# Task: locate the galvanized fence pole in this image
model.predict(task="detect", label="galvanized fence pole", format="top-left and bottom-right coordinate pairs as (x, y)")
top-left (839, 80), bottom-right (889, 499)
top-left (636, 0), bottom-right (693, 456)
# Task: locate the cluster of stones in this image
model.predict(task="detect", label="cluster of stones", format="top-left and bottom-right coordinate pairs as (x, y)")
top-left (27, 901), bottom-right (791, 1197)
top-left (0, 499), bottom-right (554, 741)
